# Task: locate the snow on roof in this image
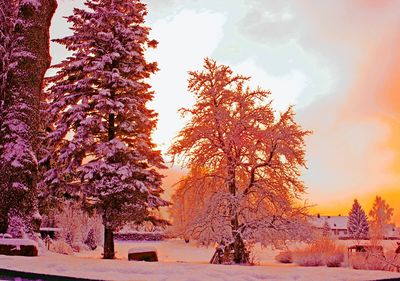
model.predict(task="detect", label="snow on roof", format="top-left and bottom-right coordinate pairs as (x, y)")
top-left (0, 238), bottom-right (38, 247)
top-left (40, 227), bottom-right (61, 232)
top-left (309, 216), bottom-right (348, 230)
top-left (128, 247), bottom-right (157, 254)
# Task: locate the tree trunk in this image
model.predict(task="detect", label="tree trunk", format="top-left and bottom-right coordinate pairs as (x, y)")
top-left (0, 211), bottom-right (8, 233)
top-left (227, 158), bottom-right (248, 264)
top-left (103, 227), bottom-right (115, 259)
top-left (0, 0), bottom-right (57, 232)
top-left (102, 112), bottom-right (116, 259)
top-left (232, 231), bottom-right (248, 264)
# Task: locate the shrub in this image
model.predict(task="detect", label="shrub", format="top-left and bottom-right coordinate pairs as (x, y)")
top-left (7, 213), bottom-right (26, 238)
top-left (293, 250), bottom-right (324, 266)
top-left (84, 228), bottom-right (97, 250)
top-left (383, 251), bottom-right (400, 272)
top-left (275, 251), bottom-right (293, 264)
top-left (350, 253), bottom-right (385, 271)
top-left (50, 240), bottom-right (73, 255)
top-left (350, 249), bottom-right (399, 271)
top-left (293, 238), bottom-right (345, 267)
top-left (325, 252), bottom-right (344, 267)
top-left (72, 242), bottom-right (90, 253)
top-left (54, 201), bottom-right (102, 251)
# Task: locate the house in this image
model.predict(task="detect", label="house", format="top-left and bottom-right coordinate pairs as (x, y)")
top-left (310, 214), bottom-right (400, 239)
top-left (382, 223), bottom-right (399, 239)
top-left (309, 215), bottom-right (349, 238)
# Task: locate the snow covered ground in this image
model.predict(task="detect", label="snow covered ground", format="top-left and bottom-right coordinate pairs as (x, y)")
top-left (0, 239), bottom-right (400, 281)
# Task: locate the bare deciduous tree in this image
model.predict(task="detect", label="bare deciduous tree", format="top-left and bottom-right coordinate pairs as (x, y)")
top-left (169, 58), bottom-right (311, 264)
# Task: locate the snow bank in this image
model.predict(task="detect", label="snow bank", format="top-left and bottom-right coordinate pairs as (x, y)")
top-left (0, 240), bottom-right (399, 280)
top-left (1, 251), bottom-right (400, 281)
top-left (0, 238), bottom-right (38, 247)
top-left (128, 247), bottom-right (157, 254)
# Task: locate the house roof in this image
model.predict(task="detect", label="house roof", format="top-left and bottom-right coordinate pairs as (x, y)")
top-left (309, 216), bottom-right (348, 230)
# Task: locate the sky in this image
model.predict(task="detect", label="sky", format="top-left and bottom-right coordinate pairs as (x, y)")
top-left (51, 0), bottom-right (400, 223)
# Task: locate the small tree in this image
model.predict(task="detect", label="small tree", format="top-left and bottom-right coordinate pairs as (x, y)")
top-left (322, 220), bottom-right (331, 238)
top-left (84, 228), bottom-right (98, 250)
top-left (347, 199), bottom-right (369, 242)
top-left (45, 0), bottom-right (168, 259)
top-left (369, 196), bottom-right (393, 240)
top-left (169, 58), bottom-right (311, 264)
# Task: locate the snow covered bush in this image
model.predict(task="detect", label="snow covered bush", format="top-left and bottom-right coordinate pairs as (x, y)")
top-left (293, 238), bottom-right (344, 267)
top-left (55, 201), bottom-right (102, 252)
top-left (72, 242), bottom-right (90, 253)
top-left (350, 253), bottom-right (386, 271)
top-left (325, 252), bottom-right (344, 267)
top-left (275, 251), bottom-right (293, 264)
top-left (383, 251), bottom-right (400, 272)
top-left (7, 213), bottom-right (27, 238)
top-left (349, 244), bottom-right (390, 271)
top-left (84, 228), bottom-right (98, 250)
top-left (50, 240), bottom-right (73, 255)
top-left (293, 250), bottom-right (324, 266)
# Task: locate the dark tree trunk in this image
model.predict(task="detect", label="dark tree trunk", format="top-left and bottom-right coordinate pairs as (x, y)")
top-left (0, 212), bottom-right (8, 234)
top-left (228, 158), bottom-right (248, 264)
top-left (103, 227), bottom-right (115, 259)
top-left (102, 112), bottom-right (116, 259)
top-left (0, 0), bottom-right (57, 232)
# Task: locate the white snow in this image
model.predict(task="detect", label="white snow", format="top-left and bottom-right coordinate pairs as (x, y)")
top-left (1, 239), bottom-right (400, 281)
top-left (20, 0), bottom-right (41, 9)
top-left (128, 246), bottom-right (157, 254)
top-left (0, 238), bottom-right (38, 247)
top-left (39, 227), bottom-right (61, 232)
top-left (310, 216), bottom-right (349, 230)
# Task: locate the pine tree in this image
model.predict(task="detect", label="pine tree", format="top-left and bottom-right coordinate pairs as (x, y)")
top-left (347, 199), bottom-right (369, 241)
top-left (45, 0), bottom-right (168, 259)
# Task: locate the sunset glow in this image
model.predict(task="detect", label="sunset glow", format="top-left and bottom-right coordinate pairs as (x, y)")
top-left (51, 0), bottom-right (400, 223)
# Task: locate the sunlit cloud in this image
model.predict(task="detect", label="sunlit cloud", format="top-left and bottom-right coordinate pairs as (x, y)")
top-left (146, 10), bottom-right (226, 154)
top-left (231, 58), bottom-right (308, 111)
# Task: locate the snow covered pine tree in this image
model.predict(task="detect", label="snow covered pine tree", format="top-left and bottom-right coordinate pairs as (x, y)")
top-left (0, 0), bottom-right (57, 234)
top-left (169, 58), bottom-right (311, 264)
top-left (45, 0), bottom-right (168, 259)
top-left (347, 199), bottom-right (369, 241)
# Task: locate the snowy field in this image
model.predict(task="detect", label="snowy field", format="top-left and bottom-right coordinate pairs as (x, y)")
top-left (1, 239), bottom-right (400, 281)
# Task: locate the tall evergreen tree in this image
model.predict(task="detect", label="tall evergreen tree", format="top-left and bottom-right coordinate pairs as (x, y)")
top-left (45, 0), bottom-right (168, 259)
top-left (347, 199), bottom-right (369, 241)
